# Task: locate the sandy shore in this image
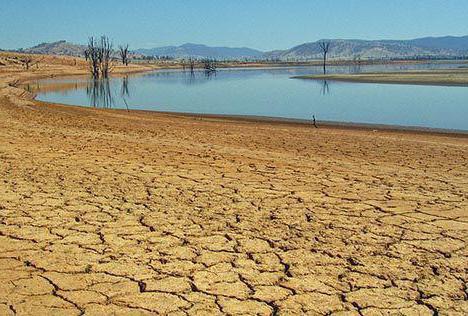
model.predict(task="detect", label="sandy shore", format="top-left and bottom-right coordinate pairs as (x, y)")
top-left (294, 68), bottom-right (468, 86)
top-left (1, 54), bottom-right (467, 315)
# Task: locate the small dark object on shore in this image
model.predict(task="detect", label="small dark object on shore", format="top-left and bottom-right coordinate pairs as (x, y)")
top-left (312, 115), bottom-right (318, 128)
top-left (84, 264), bottom-right (92, 273)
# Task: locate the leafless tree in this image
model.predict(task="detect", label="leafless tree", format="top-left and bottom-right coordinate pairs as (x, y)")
top-left (350, 56), bottom-right (362, 73)
top-left (87, 37), bottom-right (100, 78)
top-left (84, 49), bottom-right (89, 61)
top-left (19, 56), bottom-right (42, 70)
top-left (189, 58), bottom-right (195, 74)
top-left (86, 36), bottom-right (113, 79)
top-left (203, 58), bottom-right (216, 73)
top-left (20, 57), bottom-right (33, 70)
top-left (98, 36), bottom-right (113, 78)
top-left (119, 44), bottom-right (129, 66)
top-left (319, 41), bottom-right (331, 74)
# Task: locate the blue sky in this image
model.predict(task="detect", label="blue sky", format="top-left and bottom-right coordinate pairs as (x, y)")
top-left (1, 0), bottom-right (467, 51)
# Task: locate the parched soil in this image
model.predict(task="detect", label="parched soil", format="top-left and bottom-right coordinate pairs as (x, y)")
top-left (0, 57), bottom-right (467, 315)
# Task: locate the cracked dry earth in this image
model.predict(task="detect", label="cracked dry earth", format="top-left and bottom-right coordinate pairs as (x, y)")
top-left (0, 99), bottom-right (467, 315)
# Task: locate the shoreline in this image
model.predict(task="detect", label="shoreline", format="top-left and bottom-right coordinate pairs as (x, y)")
top-left (22, 66), bottom-right (468, 137)
top-left (153, 111), bottom-right (468, 137)
top-left (1, 53), bottom-right (467, 314)
top-left (2, 52), bottom-right (467, 137)
top-left (293, 69), bottom-right (468, 86)
top-left (31, 99), bottom-right (468, 137)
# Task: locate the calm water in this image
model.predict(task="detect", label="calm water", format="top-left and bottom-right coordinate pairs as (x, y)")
top-left (33, 63), bottom-right (468, 131)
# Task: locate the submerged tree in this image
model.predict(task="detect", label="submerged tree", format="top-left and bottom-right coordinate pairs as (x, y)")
top-left (98, 36), bottom-right (113, 78)
top-left (188, 58), bottom-right (195, 74)
top-left (119, 44), bottom-right (129, 66)
top-left (87, 37), bottom-right (100, 78)
top-left (87, 35), bottom-right (113, 79)
top-left (319, 41), bottom-right (331, 74)
top-left (203, 58), bottom-right (217, 73)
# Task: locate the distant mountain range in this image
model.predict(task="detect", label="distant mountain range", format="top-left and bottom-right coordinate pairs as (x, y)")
top-left (134, 43), bottom-right (264, 59)
top-left (14, 36), bottom-right (468, 60)
top-left (266, 36), bottom-right (468, 60)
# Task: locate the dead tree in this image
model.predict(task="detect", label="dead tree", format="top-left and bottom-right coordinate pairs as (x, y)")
top-left (87, 36), bottom-right (113, 79)
top-left (203, 59), bottom-right (217, 73)
top-left (319, 41), bottom-right (331, 74)
top-left (98, 36), bottom-right (113, 78)
top-left (21, 57), bottom-right (33, 70)
top-left (119, 44), bottom-right (129, 66)
top-left (20, 56), bottom-right (42, 70)
top-left (87, 37), bottom-right (100, 78)
top-left (189, 58), bottom-right (195, 74)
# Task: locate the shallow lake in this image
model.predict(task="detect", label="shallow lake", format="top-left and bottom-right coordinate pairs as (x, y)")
top-left (33, 63), bottom-right (468, 131)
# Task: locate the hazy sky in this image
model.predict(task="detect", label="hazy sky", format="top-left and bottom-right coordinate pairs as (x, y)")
top-left (1, 0), bottom-right (467, 51)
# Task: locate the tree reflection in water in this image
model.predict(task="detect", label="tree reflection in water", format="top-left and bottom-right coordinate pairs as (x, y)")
top-left (182, 69), bottom-right (216, 85)
top-left (121, 76), bottom-right (130, 98)
top-left (349, 62), bottom-right (362, 74)
top-left (85, 76), bottom-right (132, 109)
top-left (204, 69), bottom-right (216, 79)
top-left (86, 79), bottom-right (114, 108)
top-left (185, 71), bottom-right (196, 85)
top-left (120, 76), bottom-right (131, 111)
top-left (320, 80), bottom-right (330, 95)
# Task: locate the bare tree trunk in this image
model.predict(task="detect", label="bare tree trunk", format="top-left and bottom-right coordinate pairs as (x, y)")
top-left (319, 42), bottom-right (331, 74)
top-left (323, 52), bottom-right (326, 74)
top-left (20, 57), bottom-right (33, 70)
top-left (87, 36), bottom-right (113, 79)
top-left (87, 37), bottom-right (100, 79)
top-left (189, 58), bottom-right (195, 74)
top-left (99, 36), bottom-right (113, 78)
top-left (119, 44), bottom-right (129, 66)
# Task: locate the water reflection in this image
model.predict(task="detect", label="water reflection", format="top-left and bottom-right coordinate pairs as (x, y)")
top-left (204, 70), bottom-right (217, 79)
top-left (179, 70), bottom-right (218, 85)
top-left (84, 77), bottom-right (134, 109)
top-left (86, 79), bottom-right (114, 108)
top-left (136, 62), bottom-right (464, 87)
top-left (121, 76), bottom-right (130, 98)
top-left (320, 80), bottom-right (330, 95)
top-left (34, 65), bottom-right (468, 131)
top-left (349, 62), bottom-right (362, 74)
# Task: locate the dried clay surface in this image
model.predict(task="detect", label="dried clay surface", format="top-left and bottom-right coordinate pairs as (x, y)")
top-left (0, 62), bottom-right (467, 315)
